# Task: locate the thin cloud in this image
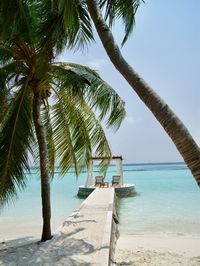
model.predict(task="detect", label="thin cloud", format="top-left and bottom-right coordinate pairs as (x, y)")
top-left (126, 116), bottom-right (142, 125)
top-left (88, 58), bottom-right (108, 69)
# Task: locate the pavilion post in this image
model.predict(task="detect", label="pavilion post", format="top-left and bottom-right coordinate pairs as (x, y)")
top-left (85, 159), bottom-right (94, 187)
top-left (116, 158), bottom-right (124, 186)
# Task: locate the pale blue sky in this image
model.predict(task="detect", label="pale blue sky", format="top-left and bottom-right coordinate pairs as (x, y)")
top-left (59, 0), bottom-right (200, 163)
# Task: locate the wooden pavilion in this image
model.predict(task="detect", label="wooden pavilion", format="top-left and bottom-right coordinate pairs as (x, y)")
top-left (77, 156), bottom-right (135, 197)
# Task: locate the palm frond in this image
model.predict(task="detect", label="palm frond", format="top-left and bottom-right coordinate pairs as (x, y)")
top-left (52, 62), bottom-right (126, 130)
top-left (52, 80), bottom-right (112, 174)
top-left (0, 83), bottom-right (34, 206)
top-left (51, 95), bottom-right (80, 176)
top-left (0, 45), bottom-right (13, 65)
top-left (99, 0), bottom-right (142, 46)
top-left (86, 76), bottom-right (126, 130)
top-left (0, 0), bottom-right (33, 43)
top-left (51, 62), bottom-right (125, 173)
top-left (0, 71), bottom-right (9, 124)
top-left (41, 0), bottom-right (94, 53)
top-left (0, 61), bottom-right (27, 85)
top-left (51, 64), bottom-right (90, 93)
top-left (57, 0), bottom-right (94, 49)
top-left (38, 7), bottom-right (68, 56)
top-left (80, 104), bottom-right (112, 173)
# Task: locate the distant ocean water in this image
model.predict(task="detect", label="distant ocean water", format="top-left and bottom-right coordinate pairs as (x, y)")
top-left (1, 163), bottom-right (200, 240)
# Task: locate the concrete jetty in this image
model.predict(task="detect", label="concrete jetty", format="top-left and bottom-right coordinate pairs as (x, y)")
top-left (36, 187), bottom-right (117, 265)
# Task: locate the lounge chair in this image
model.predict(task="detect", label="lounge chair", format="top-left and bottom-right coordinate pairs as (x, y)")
top-left (95, 176), bottom-right (109, 187)
top-left (95, 176), bottom-right (104, 187)
top-left (112, 175), bottom-right (120, 186)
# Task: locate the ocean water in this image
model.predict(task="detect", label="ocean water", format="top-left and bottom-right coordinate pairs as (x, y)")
top-left (117, 163), bottom-right (200, 236)
top-left (0, 163), bottom-right (200, 240)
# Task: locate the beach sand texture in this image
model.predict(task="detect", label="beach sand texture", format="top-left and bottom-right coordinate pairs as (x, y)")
top-left (112, 234), bottom-right (200, 266)
top-left (1, 233), bottom-right (200, 265)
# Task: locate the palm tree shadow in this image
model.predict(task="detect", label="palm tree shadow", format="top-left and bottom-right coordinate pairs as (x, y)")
top-left (0, 236), bottom-right (40, 251)
top-left (0, 225), bottom-right (108, 265)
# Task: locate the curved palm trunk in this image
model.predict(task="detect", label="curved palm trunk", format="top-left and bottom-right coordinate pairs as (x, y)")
top-left (33, 91), bottom-right (52, 241)
top-left (86, 0), bottom-right (200, 186)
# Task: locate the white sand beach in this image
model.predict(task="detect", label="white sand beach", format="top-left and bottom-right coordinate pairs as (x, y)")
top-left (113, 233), bottom-right (200, 266)
top-left (1, 231), bottom-right (200, 265)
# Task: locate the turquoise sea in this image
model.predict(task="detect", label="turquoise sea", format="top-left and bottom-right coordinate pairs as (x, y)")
top-left (1, 163), bottom-right (200, 240)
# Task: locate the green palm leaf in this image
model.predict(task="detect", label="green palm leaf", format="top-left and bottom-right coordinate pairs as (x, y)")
top-left (79, 103), bottom-right (112, 172)
top-left (57, 0), bottom-right (94, 49)
top-left (0, 83), bottom-right (34, 206)
top-left (0, 71), bottom-right (9, 124)
top-left (51, 95), bottom-right (80, 176)
top-left (52, 84), bottom-right (111, 174)
top-left (51, 62), bottom-right (125, 172)
top-left (0, 45), bottom-right (13, 64)
top-left (99, 0), bottom-right (142, 46)
top-left (40, 0), bottom-right (94, 54)
top-left (53, 62), bottom-right (126, 130)
top-left (0, 0), bottom-right (33, 43)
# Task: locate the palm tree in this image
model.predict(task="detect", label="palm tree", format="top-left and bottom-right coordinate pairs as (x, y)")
top-left (54, 0), bottom-right (200, 186)
top-left (0, 1), bottom-right (125, 241)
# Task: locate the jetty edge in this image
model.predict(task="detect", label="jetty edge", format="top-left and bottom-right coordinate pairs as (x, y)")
top-left (42, 187), bottom-right (118, 265)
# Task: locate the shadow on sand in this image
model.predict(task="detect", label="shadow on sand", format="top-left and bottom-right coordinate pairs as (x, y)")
top-left (0, 225), bottom-right (109, 265)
